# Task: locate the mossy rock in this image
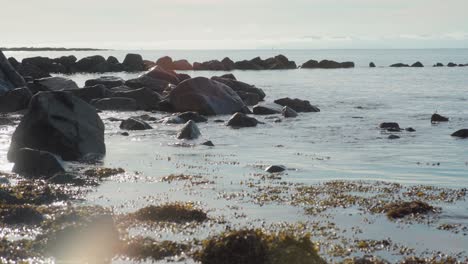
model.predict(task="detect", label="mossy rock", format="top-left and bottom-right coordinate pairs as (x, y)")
top-left (132, 202), bottom-right (208, 223)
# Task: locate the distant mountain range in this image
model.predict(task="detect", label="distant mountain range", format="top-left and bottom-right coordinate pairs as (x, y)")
top-left (0, 47), bottom-right (108, 51)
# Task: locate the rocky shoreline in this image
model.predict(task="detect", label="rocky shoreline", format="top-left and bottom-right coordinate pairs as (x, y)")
top-left (1, 49), bottom-right (468, 263)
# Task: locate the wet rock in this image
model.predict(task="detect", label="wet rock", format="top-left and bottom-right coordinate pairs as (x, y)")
top-left (0, 51), bottom-right (27, 92)
top-left (253, 103), bottom-right (283, 115)
top-left (221, 57), bottom-right (236, 71)
top-left (8, 91), bottom-right (106, 162)
top-left (201, 141), bottom-right (214, 147)
top-left (369, 62), bottom-right (376, 67)
top-left (161, 116), bottom-right (184, 124)
top-left (169, 77), bottom-right (249, 115)
top-left (282, 106), bottom-right (298, 118)
top-left (121, 132), bottom-right (129, 136)
top-left (34, 76), bottom-right (79, 91)
top-left (301, 60), bottom-right (319, 68)
top-left (390, 63), bottom-right (410, 67)
top-left (156, 56), bottom-right (174, 71)
top-left (176, 73), bottom-right (191, 82)
top-left (92, 97), bottom-right (138, 111)
top-left (379, 122), bottom-right (400, 130)
top-left (226, 112), bottom-right (258, 127)
top-left (125, 75), bottom-right (170, 94)
top-left (67, 84), bottom-right (113, 103)
top-left (177, 111), bottom-right (208, 123)
top-left (411, 61), bottom-right (424, 67)
top-left (21, 56), bottom-right (64, 73)
top-left (134, 114), bottom-right (157, 122)
top-left (74, 55), bottom-right (108, 73)
top-left (451, 129), bottom-right (468, 138)
top-left (431, 113), bottom-right (449, 123)
top-left (405, 127), bottom-right (416, 132)
top-left (433, 63), bottom-right (444, 67)
top-left (384, 201), bottom-right (433, 219)
top-left (17, 63), bottom-right (51, 79)
top-left (307, 60), bottom-right (354, 69)
top-left (122, 53), bottom-right (145, 72)
top-left (173, 59), bottom-right (193, 70)
top-left (235, 60), bottom-right (264, 70)
top-left (265, 165), bottom-right (286, 173)
top-left (144, 66), bottom-right (180, 85)
top-left (447, 62), bottom-right (457, 67)
top-left (48, 172), bottom-right (87, 185)
top-left (0, 87), bottom-right (32, 113)
top-left (84, 76), bottom-right (124, 88)
top-left (113, 87), bottom-right (161, 111)
top-left (274, 97), bottom-right (320, 112)
top-left (12, 148), bottom-right (65, 178)
top-left (388, 135), bottom-right (400, 140)
top-left (177, 120), bottom-right (201, 140)
top-left (0, 205), bottom-right (44, 225)
top-left (107, 56), bottom-right (119, 64)
top-left (237, 91), bottom-right (261, 106)
top-left (219, 73), bottom-right (236, 80)
top-left (132, 203), bottom-right (207, 223)
top-left (211, 77), bottom-right (266, 101)
top-left (120, 118), bottom-right (153, 130)
top-left (0, 117), bottom-right (15, 126)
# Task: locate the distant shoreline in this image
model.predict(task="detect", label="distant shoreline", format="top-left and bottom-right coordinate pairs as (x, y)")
top-left (0, 47), bottom-right (109, 51)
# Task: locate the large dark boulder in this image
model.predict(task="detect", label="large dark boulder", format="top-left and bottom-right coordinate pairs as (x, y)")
top-left (0, 51), bottom-right (26, 92)
top-left (369, 62), bottom-right (376, 68)
top-left (92, 97), bottom-right (138, 111)
top-left (431, 113), bottom-right (449, 123)
top-left (379, 122), bottom-right (400, 130)
top-left (120, 118), bottom-right (152, 130)
top-left (237, 91), bottom-right (260, 106)
top-left (451, 129), bottom-right (468, 138)
top-left (8, 91), bottom-right (106, 162)
top-left (177, 112), bottom-right (208, 123)
top-left (226, 112), bottom-right (258, 127)
top-left (12, 148), bottom-right (65, 178)
top-left (173, 59), bottom-right (193, 70)
top-left (252, 103), bottom-right (282, 115)
top-left (125, 75), bottom-right (170, 94)
top-left (67, 85), bottom-right (113, 103)
top-left (221, 57), bottom-right (236, 71)
top-left (211, 77), bottom-right (266, 101)
top-left (177, 120), bottom-right (201, 139)
top-left (317, 60), bottom-right (354, 69)
top-left (433, 63), bottom-right (444, 67)
top-left (301, 60), bottom-right (319, 69)
top-left (74, 55), bottom-right (108, 73)
top-left (193, 60), bottom-right (226, 71)
top-left (0, 88), bottom-right (32, 113)
top-left (17, 63), bottom-right (51, 79)
top-left (411, 61), bottom-right (424, 67)
top-left (234, 60), bottom-right (264, 70)
top-left (85, 76), bottom-right (124, 88)
top-left (33, 76), bottom-right (79, 91)
top-left (156, 56), bottom-right (174, 71)
top-left (169, 77), bottom-right (249, 115)
top-left (390, 63), bottom-right (410, 67)
top-left (282, 106), bottom-right (298, 118)
top-left (263, 55), bottom-right (297, 70)
top-left (53, 55), bottom-right (77, 73)
top-left (122, 53), bottom-right (145, 72)
top-left (144, 66), bottom-right (180, 85)
top-left (21, 56), bottom-right (66, 73)
top-left (274, 98), bottom-right (320, 112)
top-left (113, 87), bottom-right (161, 110)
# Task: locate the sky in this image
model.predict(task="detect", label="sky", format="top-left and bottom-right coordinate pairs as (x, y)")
top-left (1, 0), bottom-right (468, 49)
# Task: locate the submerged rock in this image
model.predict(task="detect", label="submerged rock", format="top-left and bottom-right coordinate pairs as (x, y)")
top-left (390, 63), bottom-right (410, 67)
top-left (253, 103), bottom-right (283, 115)
top-left (379, 122), bottom-right (400, 130)
top-left (67, 84), bottom-right (113, 103)
top-left (120, 118), bottom-right (153, 130)
top-left (177, 120), bottom-right (201, 140)
top-left (282, 106), bottom-right (298, 118)
top-left (411, 61), bottom-right (424, 67)
top-left (274, 97), bottom-right (320, 112)
top-left (8, 91), bottom-right (106, 162)
top-left (84, 76), bottom-right (124, 88)
top-left (369, 62), bottom-right (376, 67)
top-left (226, 112), bottom-right (258, 127)
top-left (384, 201), bottom-right (433, 219)
top-left (451, 129), bottom-right (468, 138)
top-left (431, 113), bottom-right (449, 123)
top-left (0, 87), bottom-right (32, 113)
top-left (265, 165), bottom-right (286, 173)
top-left (92, 97), bottom-right (138, 111)
top-left (201, 141), bottom-right (215, 147)
top-left (113, 87), bottom-right (161, 111)
top-left (177, 111), bottom-right (208, 123)
top-left (12, 148), bottom-right (65, 178)
top-left (388, 134), bottom-right (400, 140)
top-left (169, 77), bottom-right (249, 115)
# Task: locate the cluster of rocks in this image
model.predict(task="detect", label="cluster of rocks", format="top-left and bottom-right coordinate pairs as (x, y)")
top-left (301, 60), bottom-right (354, 69)
top-left (389, 61), bottom-right (468, 68)
top-left (191, 55), bottom-right (297, 71)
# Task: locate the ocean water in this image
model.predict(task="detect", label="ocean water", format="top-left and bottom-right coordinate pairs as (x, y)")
top-left (2, 49), bottom-right (468, 262)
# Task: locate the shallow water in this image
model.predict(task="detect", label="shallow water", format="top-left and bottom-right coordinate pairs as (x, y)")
top-left (1, 49), bottom-right (468, 263)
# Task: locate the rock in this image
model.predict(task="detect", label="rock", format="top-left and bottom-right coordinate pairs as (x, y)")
top-left (177, 120), bottom-right (201, 140)
top-left (177, 111), bottom-right (208, 123)
top-left (12, 148), bottom-right (65, 178)
top-left (0, 88), bottom-right (32, 113)
top-left (121, 132), bottom-right (129, 136)
top-left (411, 61), bottom-right (424, 67)
top-left (135, 114), bottom-right (157, 122)
top-left (67, 84), bottom-right (113, 103)
top-left (143, 60), bottom-right (156, 70)
top-left (48, 172), bottom-right (86, 185)
top-left (156, 56), bottom-right (174, 71)
top-left (237, 91), bottom-right (260, 106)
top-left (431, 113), bottom-right (449, 123)
top-left (21, 56), bottom-right (65, 73)
top-left (120, 118), bottom-right (152, 130)
top-left (447, 62), bottom-right (457, 67)
top-left (92, 97), bottom-right (138, 111)
top-left (113, 87), bottom-right (161, 110)
top-left (282, 106), bottom-right (298, 118)
top-left (379, 122), bottom-right (400, 130)
top-left (301, 60), bottom-right (319, 69)
top-left (144, 66), bottom-right (180, 85)
top-left (234, 60), bottom-right (264, 70)
top-left (201, 141), bottom-right (214, 147)
top-left (451, 129), bottom-right (468, 138)
top-left (173, 59), bottom-right (193, 70)
top-left (8, 91), bottom-right (105, 162)
top-left (369, 62), bottom-right (376, 68)
top-left (7, 57), bottom-right (20, 69)
top-left (169, 77), bottom-right (249, 115)
top-left (211, 77), bottom-right (266, 101)
top-left (122, 53), bottom-right (145, 72)
top-left (226, 112), bottom-right (258, 127)
top-left (265, 165), bottom-right (286, 173)
top-left (219, 73), bottom-right (236, 80)
top-left (0, 50), bottom-right (26, 92)
top-left (176, 73), bottom-right (191, 82)
top-left (161, 116), bottom-right (184, 124)
top-left (85, 76), bottom-right (124, 88)
top-left (390, 63), bottom-right (410, 67)
top-left (107, 56), bottom-right (119, 64)
top-left (53, 55), bottom-right (77, 73)
top-left (17, 63), bottom-right (51, 79)
top-left (315, 60), bottom-right (354, 69)
top-left (125, 75), bottom-right (170, 94)
top-left (388, 135), bottom-right (400, 139)
top-left (274, 98), bottom-right (320, 112)
top-left (253, 103), bottom-right (283, 115)
top-left (221, 57), bottom-right (236, 70)
top-left (405, 127), bottom-right (416, 132)
top-left (34, 76), bottom-right (79, 91)
top-left (433, 63), bottom-right (444, 67)
top-left (74, 55), bottom-right (108, 73)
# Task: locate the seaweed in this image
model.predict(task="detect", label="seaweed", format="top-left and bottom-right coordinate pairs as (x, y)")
top-left (130, 202), bottom-right (208, 223)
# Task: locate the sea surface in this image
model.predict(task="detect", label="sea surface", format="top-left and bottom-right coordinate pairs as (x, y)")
top-left (1, 49), bottom-right (468, 263)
